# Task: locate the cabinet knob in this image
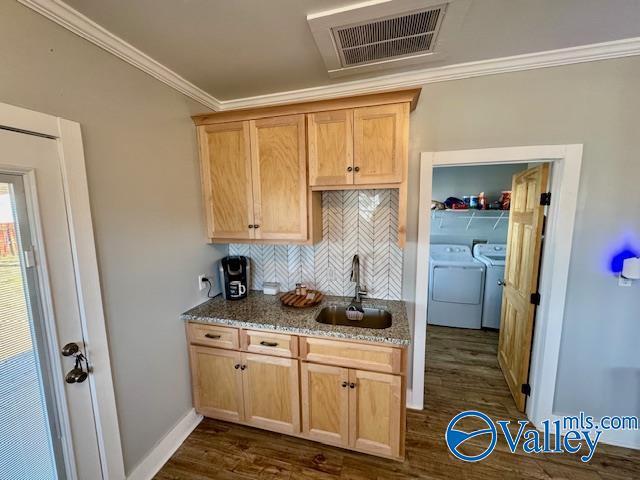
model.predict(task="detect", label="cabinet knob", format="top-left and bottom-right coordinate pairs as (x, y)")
top-left (347, 166), bottom-right (353, 172)
top-left (354, 166), bottom-right (360, 172)
top-left (248, 225), bottom-right (254, 229)
top-left (253, 224), bottom-right (260, 229)
top-left (234, 364), bottom-right (240, 369)
top-left (240, 365), bottom-right (247, 371)
top-left (341, 381), bottom-right (348, 388)
top-left (349, 382), bottom-right (356, 389)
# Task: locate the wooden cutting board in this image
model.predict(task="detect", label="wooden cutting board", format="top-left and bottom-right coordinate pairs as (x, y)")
top-left (279, 290), bottom-right (324, 308)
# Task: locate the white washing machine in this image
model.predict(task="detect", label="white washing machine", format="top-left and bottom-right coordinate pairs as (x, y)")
top-left (428, 244), bottom-right (485, 329)
top-left (473, 244), bottom-right (507, 329)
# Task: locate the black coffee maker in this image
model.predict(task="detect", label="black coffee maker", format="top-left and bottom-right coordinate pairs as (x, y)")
top-left (218, 256), bottom-right (250, 300)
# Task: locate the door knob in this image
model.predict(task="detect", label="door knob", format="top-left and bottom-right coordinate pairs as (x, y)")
top-left (62, 342), bottom-right (89, 383)
top-left (61, 342), bottom-right (80, 356)
top-left (65, 355), bottom-right (88, 383)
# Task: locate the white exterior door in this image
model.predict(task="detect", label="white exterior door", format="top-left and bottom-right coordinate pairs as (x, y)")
top-left (0, 128), bottom-right (104, 479)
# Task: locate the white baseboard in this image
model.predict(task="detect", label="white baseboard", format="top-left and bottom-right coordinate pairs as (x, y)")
top-left (127, 408), bottom-right (203, 480)
top-left (598, 427), bottom-right (640, 450)
top-left (406, 388), bottom-right (424, 410)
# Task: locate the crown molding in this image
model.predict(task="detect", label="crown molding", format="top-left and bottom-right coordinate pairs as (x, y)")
top-left (219, 36), bottom-right (640, 110)
top-left (17, 0), bottom-right (222, 111)
top-left (18, 0), bottom-right (640, 113)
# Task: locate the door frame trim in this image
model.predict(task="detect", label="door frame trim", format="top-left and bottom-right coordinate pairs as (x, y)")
top-left (0, 102), bottom-right (125, 479)
top-left (410, 144), bottom-right (583, 432)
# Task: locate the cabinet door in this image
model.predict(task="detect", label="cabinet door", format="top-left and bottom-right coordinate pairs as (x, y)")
top-left (198, 122), bottom-right (254, 240)
top-left (241, 353), bottom-right (300, 434)
top-left (307, 110), bottom-right (353, 186)
top-left (300, 363), bottom-right (349, 447)
top-left (189, 346), bottom-right (244, 422)
top-left (353, 103), bottom-right (408, 185)
top-left (348, 369), bottom-right (402, 458)
top-left (250, 115), bottom-right (308, 241)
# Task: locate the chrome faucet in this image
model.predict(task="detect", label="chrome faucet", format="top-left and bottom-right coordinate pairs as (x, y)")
top-left (350, 254), bottom-right (368, 306)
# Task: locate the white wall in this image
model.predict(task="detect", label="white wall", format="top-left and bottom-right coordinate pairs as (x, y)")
top-left (0, 2), bottom-right (226, 473)
top-left (404, 56), bottom-right (640, 421)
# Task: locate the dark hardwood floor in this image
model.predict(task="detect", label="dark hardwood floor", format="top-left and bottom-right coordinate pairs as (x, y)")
top-left (156, 326), bottom-right (639, 479)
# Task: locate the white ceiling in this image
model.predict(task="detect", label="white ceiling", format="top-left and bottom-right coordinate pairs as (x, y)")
top-left (61, 0), bottom-right (640, 101)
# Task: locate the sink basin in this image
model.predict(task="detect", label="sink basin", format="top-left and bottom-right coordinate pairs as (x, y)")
top-left (315, 305), bottom-right (392, 329)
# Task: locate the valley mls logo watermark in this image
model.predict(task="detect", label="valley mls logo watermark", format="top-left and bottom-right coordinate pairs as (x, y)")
top-left (446, 410), bottom-right (639, 463)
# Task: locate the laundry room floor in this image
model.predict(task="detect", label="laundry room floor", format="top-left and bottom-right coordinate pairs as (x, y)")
top-left (155, 326), bottom-right (639, 479)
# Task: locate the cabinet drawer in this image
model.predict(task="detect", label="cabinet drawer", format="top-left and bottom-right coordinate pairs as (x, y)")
top-left (300, 337), bottom-right (402, 374)
top-left (241, 330), bottom-right (298, 358)
top-left (188, 323), bottom-right (239, 350)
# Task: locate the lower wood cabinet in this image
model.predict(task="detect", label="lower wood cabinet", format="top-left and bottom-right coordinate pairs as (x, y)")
top-left (189, 346), bottom-right (244, 422)
top-left (188, 325), bottom-right (406, 460)
top-left (300, 363), bottom-right (350, 447)
top-left (300, 362), bottom-right (402, 458)
top-left (241, 353), bottom-right (300, 434)
top-left (189, 346), bottom-right (300, 434)
top-left (348, 369), bottom-right (402, 458)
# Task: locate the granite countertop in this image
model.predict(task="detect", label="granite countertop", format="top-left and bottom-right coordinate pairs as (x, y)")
top-left (181, 291), bottom-right (411, 346)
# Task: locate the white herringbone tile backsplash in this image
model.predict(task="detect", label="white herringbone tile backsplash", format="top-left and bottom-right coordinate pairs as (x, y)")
top-left (229, 190), bottom-right (403, 300)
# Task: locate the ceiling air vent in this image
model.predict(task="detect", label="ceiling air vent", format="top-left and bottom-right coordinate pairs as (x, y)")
top-left (308, 0), bottom-right (470, 78)
top-left (333, 7), bottom-right (445, 68)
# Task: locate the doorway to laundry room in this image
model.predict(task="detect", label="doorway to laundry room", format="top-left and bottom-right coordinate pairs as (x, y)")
top-left (426, 161), bottom-right (551, 413)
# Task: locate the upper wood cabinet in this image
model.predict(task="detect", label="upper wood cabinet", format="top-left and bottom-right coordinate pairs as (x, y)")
top-left (250, 115), bottom-right (308, 242)
top-left (308, 103), bottom-right (408, 188)
top-left (193, 88), bottom-right (420, 246)
top-left (307, 109), bottom-right (353, 187)
top-left (197, 115), bottom-right (316, 244)
top-left (198, 122), bottom-right (254, 241)
top-left (353, 103), bottom-right (408, 185)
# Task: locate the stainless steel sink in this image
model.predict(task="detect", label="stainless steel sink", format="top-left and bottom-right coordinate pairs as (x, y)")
top-left (315, 306), bottom-right (392, 329)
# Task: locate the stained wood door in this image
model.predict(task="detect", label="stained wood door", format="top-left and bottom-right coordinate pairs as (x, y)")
top-left (498, 164), bottom-right (550, 412)
top-left (353, 103), bottom-right (408, 185)
top-left (189, 346), bottom-right (244, 422)
top-left (307, 109), bottom-right (353, 186)
top-left (250, 114), bottom-right (308, 241)
top-left (241, 353), bottom-right (300, 434)
top-left (348, 369), bottom-right (402, 458)
top-left (197, 122), bottom-right (255, 241)
top-left (300, 362), bottom-right (349, 447)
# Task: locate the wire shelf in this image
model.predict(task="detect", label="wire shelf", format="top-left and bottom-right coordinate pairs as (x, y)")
top-left (431, 209), bottom-right (510, 230)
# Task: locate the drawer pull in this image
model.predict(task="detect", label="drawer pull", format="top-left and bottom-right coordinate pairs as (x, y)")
top-left (260, 341), bottom-right (279, 347)
top-left (204, 333), bottom-right (222, 339)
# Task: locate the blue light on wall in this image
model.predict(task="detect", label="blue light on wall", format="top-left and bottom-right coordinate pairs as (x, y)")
top-left (609, 247), bottom-right (639, 274)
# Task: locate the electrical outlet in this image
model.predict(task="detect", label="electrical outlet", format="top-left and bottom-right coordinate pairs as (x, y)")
top-left (198, 274), bottom-right (208, 291)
